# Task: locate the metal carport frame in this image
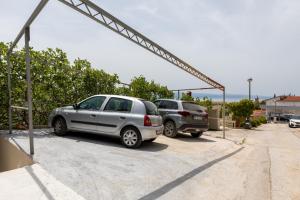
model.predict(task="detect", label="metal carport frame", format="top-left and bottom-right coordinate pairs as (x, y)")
top-left (6, 0), bottom-right (225, 155)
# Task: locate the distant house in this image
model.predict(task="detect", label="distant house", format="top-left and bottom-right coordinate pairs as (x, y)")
top-left (252, 109), bottom-right (266, 119)
top-left (261, 96), bottom-right (300, 116)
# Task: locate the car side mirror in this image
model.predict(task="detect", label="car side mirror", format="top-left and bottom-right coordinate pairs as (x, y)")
top-left (73, 104), bottom-right (78, 110)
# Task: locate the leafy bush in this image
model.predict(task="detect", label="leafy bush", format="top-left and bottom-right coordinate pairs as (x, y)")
top-left (251, 120), bottom-right (260, 127)
top-left (195, 97), bottom-right (213, 111)
top-left (180, 94), bottom-right (213, 111)
top-left (0, 42), bottom-right (173, 128)
top-left (226, 99), bottom-right (255, 127)
top-left (181, 93), bottom-right (194, 101)
top-left (259, 116), bottom-right (267, 124)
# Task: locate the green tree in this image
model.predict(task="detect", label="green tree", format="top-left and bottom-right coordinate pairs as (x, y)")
top-left (0, 42), bottom-right (9, 128)
top-left (0, 42), bottom-right (174, 128)
top-left (181, 93), bottom-right (194, 101)
top-left (227, 99), bottom-right (255, 126)
top-left (195, 97), bottom-right (213, 111)
top-left (129, 76), bottom-right (173, 101)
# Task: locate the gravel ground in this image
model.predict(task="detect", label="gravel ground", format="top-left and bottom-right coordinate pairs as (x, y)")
top-left (1, 124), bottom-right (300, 200)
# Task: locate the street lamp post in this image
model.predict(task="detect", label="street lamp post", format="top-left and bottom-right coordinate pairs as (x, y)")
top-left (247, 78), bottom-right (253, 100)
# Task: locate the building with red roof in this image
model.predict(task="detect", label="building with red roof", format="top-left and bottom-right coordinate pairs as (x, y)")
top-left (261, 95), bottom-right (300, 117)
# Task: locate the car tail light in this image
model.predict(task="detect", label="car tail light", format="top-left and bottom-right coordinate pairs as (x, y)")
top-left (178, 111), bottom-right (190, 117)
top-left (203, 113), bottom-right (208, 119)
top-left (144, 115), bottom-right (152, 126)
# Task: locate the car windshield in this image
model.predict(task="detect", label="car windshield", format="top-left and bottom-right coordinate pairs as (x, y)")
top-left (291, 116), bottom-right (300, 120)
top-left (182, 102), bottom-right (205, 112)
top-left (143, 101), bottom-right (159, 115)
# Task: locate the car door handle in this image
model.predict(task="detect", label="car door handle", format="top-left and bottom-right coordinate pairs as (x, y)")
top-left (90, 114), bottom-right (96, 118)
top-left (120, 116), bottom-right (126, 120)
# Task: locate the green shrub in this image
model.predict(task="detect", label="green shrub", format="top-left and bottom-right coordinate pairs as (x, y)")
top-left (257, 116), bottom-right (267, 124)
top-left (240, 121), bottom-right (245, 128)
top-left (0, 42), bottom-right (173, 128)
top-left (251, 119), bottom-right (262, 127)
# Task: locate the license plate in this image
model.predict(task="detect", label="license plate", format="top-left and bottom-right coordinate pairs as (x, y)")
top-left (194, 116), bottom-right (202, 120)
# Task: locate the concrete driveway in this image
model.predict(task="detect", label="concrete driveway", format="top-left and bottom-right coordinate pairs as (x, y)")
top-left (4, 124), bottom-right (300, 200)
top-left (5, 129), bottom-right (241, 200)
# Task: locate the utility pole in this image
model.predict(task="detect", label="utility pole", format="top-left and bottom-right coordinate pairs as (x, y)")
top-left (247, 78), bottom-right (253, 100)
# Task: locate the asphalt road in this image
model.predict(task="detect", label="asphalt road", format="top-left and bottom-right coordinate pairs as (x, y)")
top-left (5, 124), bottom-right (300, 200)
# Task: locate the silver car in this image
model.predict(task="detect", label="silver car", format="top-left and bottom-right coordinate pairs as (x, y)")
top-left (48, 95), bottom-right (163, 148)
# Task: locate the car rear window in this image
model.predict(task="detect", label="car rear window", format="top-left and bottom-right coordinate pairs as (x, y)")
top-left (159, 100), bottom-right (178, 110)
top-left (182, 102), bottom-right (205, 112)
top-left (143, 101), bottom-right (159, 115)
top-left (104, 97), bottom-right (133, 112)
top-left (291, 116), bottom-right (300, 120)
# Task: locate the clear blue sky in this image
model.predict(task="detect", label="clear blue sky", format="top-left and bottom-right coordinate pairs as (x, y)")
top-left (1, 0), bottom-right (300, 96)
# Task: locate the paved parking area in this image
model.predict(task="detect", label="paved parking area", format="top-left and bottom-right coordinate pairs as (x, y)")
top-left (3, 124), bottom-right (299, 200)
top-left (3, 129), bottom-right (241, 200)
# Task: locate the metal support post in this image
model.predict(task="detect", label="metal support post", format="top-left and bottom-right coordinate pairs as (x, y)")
top-left (25, 27), bottom-right (34, 155)
top-left (177, 90), bottom-right (180, 100)
top-left (249, 81), bottom-right (251, 100)
top-left (7, 57), bottom-right (13, 134)
top-left (7, 0), bottom-right (49, 55)
top-left (222, 88), bottom-right (226, 139)
top-left (247, 78), bottom-right (252, 100)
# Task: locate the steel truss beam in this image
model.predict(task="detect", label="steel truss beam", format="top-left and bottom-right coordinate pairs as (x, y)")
top-left (170, 87), bottom-right (218, 91)
top-left (57, 0), bottom-right (224, 90)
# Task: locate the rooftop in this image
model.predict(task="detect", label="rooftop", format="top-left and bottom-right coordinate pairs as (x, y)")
top-left (281, 96), bottom-right (300, 102)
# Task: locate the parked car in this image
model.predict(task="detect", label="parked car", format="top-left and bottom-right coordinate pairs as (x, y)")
top-left (48, 95), bottom-right (163, 148)
top-left (153, 99), bottom-right (208, 138)
top-left (289, 116), bottom-right (300, 128)
top-left (282, 114), bottom-right (295, 122)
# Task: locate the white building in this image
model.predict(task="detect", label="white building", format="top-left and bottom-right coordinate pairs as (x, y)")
top-left (261, 96), bottom-right (300, 116)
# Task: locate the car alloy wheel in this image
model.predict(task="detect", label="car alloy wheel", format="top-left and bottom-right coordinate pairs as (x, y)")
top-left (54, 120), bottom-right (62, 133)
top-left (53, 118), bottom-right (67, 136)
top-left (123, 130), bottom-right (138, 146)
top-left (164, 121), bottom-right (176, 137)
top-left (121, 127), bottom-right (142, 148)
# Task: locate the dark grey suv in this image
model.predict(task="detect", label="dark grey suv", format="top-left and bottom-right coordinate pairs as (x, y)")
top-left (154, 99), bottom-right (208, 138)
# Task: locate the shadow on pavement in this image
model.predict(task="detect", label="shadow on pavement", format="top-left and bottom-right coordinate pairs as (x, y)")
top-left (174, 133), bottom-right (216, 143)
top-left (25, 166), bottom-right (55, 200)
top-left (65, 131), bottom-right (168, 152)
top-left (138, 147), bottom-right (244, 200)
top-left (4, 129), bottom-right (55, 139)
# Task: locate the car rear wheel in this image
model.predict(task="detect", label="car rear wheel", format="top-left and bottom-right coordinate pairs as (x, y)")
top-left (121, 127), bottom-right (142, 148)
top-left (164, 121), bottom-right (177, 138)
top-left (53, 117), bottom-right (68, 136)
top-left (191, 132), bottom-right (203, 138)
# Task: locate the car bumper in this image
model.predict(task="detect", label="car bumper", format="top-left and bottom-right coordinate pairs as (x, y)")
top-left (138, 125), bottom-right (164, 141)
top-left (178, 124), bottom-right (208, 133)
top-left (289, 122), bottom-right (300, 128)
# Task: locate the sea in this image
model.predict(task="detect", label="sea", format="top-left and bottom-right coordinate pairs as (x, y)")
top-left (174, 92), bottom-right (271, 102)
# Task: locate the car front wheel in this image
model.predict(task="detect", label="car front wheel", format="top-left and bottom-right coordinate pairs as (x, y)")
top-left (53, 117), bottom-right (68, 136)
top-left (121, 127), bottom-right (142, 148)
